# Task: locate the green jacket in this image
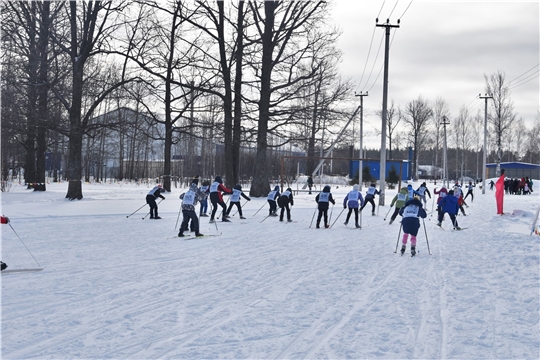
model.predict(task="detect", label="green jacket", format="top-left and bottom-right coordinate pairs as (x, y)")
top-left (390, 187), bottom-right (409, 208)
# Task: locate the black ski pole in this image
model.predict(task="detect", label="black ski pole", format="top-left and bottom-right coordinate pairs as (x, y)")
top-left (309, 206), bottom-right (318, 228)
top-left (233, 200), bottom-right (248, 216)
top-left (8, 223), bottom-right (41, 267)
top-left (394, 223), bottom-right (403, 253)
top-left (422, 218), bottom-right (431, 255)
top-left (175, 204), bottom-right (182, 229)
top-left (253, 202), bottom-right (266, 216)
top-left (383, 206), bottom-right (393, 221)
top-left (330, 207), bottom-right (346, 228)
top-left (127, 203), bottom-right (147, 218)
top-left (143, 199), bottom-right (163, 220)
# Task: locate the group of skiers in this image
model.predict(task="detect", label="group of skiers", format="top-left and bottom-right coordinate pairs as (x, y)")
top-left (144, 175), bottom-right (471, 256)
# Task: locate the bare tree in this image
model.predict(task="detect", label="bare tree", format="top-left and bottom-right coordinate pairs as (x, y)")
top-left (375, 100), bottom-right (400, 159)
top-left (247, 1), bottom-right (327, 196)
top-left (402, 96), bottom-right (433, 179)
top-left (484, 70), bottom-right (517, 175)
top-left (454, 106), bottom-right (473, 181)
top-left (431, 97), bottom-right (450, 170)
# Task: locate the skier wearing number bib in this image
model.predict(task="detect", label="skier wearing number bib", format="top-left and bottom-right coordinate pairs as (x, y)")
top-left (343, 184), bottom-right (364, 228)
top-left (225, 184), bottom-right (251, 219)
top-left (146, 184), bottom-right (166, 219)
top-left (398, 195), bottom-right (427, 256)
top-left (315, 185), bottom-right (335, 228)
top-left (199, 180), bottom-right (210, 217)
top-left (178, 183), bottom-right (206, 237)
top-left (267, 186), bottom-right (280, 216)
top-left (209, 176), bottom-right (233, 223)
top-left (415, 182), bottom-right (431, 207)
top-left (360, 183), bottom-right (380, 216)
top-left (438, 189), bottom-right (460, 229)
top-left (278, 188), bottom-right (294, 222)
top-left (389, 187), bottom-right (409, 225)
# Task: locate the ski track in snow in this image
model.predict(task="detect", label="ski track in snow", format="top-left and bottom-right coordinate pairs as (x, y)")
top-left (1, 182), bottom-right (539, 359)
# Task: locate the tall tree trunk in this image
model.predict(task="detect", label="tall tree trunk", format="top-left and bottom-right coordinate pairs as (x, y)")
top-left (232, 1), bottom-right (245, 188)
top-left (250, 2), bottom-right (276, 196)
top-left (66, 58), bottom-right (84, 200)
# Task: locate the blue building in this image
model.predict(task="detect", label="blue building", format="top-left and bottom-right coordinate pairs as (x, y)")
top-left (349, 160), bottom-right (409, 181)
top-left (486, 162), bottom-right (540, 179)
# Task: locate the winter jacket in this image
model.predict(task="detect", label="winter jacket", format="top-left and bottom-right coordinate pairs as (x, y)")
top-left (267, 186), bottom-right (280, 202)
top-left (398, 198), bottom-right (427, 236)
top-left (316, 185), bottom-right (335, 210)
top-left (365, 185), bottom-right (380, 200)
top-left (439, 194), bottom-right (459, 215)
top-left (390, 187), bottom-right (409, 209)
top-left (180, 183), bottom-right (205, 212)
top-left (209, 176), bottom-right (232, 203)
top-left (434, 187), bottom-right (448, 205)
top-left (230, 184), bottom-right (251, 203)
top-left (278, 189), bottom-right (294, 207)
top-left (416, 184), bottom-right (431, 198)
top-left (147, 186), bottom-right (166, 199)
top-left (343, 184), bottom-right (364, 209)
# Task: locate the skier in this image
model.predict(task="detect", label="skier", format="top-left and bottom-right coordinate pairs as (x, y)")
top-left (406, 184), bottom-right (419, 199)
top-left (307, 175), bottom-right (314, 195)
top-left (389, 187), bottom-right (409, 225)
top-left (398, 196), bottom-right (427, 256)
top-left (315, 185), bottom-right (335, 228)
top-left (434, 186), bottom-right (448, 221)
top-left (1, 215), bottom-right (9, 270)
top-left (489, 179), bottom-right (495, 191)
top-left (146, 184), bottom-right (166, 219)
top-left (178, 183), bottom-right (205, 237)
top-left (360, 183), bottom-right (380, 216)
top-left (209, 176), bottom-right (233, 223)
top-left (277, 187), bottom-right (294, 222)
top-left (464, 181), bottom-right (475, 202)
top-left (267, 185), bottom-right (280, 217)
top-left (199, 180), bottom-right (210, 217)
top-left (416, 182), bottom-right (431, 207)
top-left (438, 189), bottom-right (461, 229)
top-left (453, 186), bottom-right (467, 215)
top-left (343, 184), bottom-right (364, 228)
top-left (226, 184), bottom-right (251, 219)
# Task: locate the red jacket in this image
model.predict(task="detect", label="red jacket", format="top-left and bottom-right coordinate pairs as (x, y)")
top-left (1, 216), bottom-right (9, 224)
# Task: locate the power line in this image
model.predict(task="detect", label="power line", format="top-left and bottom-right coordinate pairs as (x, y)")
top-left (398, 0), bottom-right (414, 20)
top-left (508, 69), bottom-right (539, 90)
top-left (507, 63), bottom-right (539, 84)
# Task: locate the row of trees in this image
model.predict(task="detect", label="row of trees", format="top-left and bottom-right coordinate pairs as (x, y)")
top-left (2, 1), bottom-right (536, 199)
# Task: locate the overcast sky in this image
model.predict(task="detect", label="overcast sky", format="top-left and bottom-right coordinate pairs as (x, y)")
top-left (329, 1), bottom-right (539, 149)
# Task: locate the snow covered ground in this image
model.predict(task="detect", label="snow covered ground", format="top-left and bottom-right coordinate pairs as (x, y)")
top-left (1, 179), bottom-right (539, 359)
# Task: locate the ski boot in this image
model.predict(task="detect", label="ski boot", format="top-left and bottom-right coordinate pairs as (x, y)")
top-left (240, 216), bottom-right (246, 219)
top-left (411, 246), bottom-right (416, 257)
top-left (400, 245), bottom-right (406, 255)
top-left (372, 212), bottom-right (376, 216)
top-left (355, 223), bottom-right (360, 228)
top-left (389, 219), bottom-right (394, 224)
top-left (325, 224), bottom-right (330, 229)
top-left (178, 232), bottom-right (185, 237)
top-left (195, 233), bottom-right (204, 237)
top-left (222, 218), bottom-right (231, 222)
top-left (279, 218), bottom-right (284, 222)
top-left (288, 219), bottom-right (293, 222)
top-left (344, 221), bottom-right (348, 225)
top-left (209, 218), bottom-right (215, 223)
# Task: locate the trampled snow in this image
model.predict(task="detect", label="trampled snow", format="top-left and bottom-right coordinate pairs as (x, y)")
top-left (1, 180), bottom-right (539, 359)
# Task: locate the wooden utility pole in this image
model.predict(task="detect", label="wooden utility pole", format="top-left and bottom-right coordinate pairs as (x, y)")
top-left (355, 91), bottom-right (368, 190)
top-left (479, 93), bottom-right (493, 194)
top-left (376, 19), bottom-right (399, 206)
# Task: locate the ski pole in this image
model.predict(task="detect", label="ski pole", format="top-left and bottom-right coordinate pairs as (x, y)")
top-left (383, 206), bottom-right (393, 221)
top-left (309, 205), bottom-right (318, 228)
top-left (394, 223), bottom-right (403, 253)
top-left (259, 213), bottom-right (272, 223)
top-left (330, 207), bottom-right (346, 228)
top-left (143, 199), bottom-right (163, 219)
top-left (8, 223), bottom-right (41, 267)
top-left (253, 201), bottom-right (266, 216)
top-left (328, 204), bottom-right (334, 225)
top-left (233, 200), bottom-right (248, 216)
top-left (422, 218), bottom-right (431, 255)
top-left (217, 197), bottom-right (230, 219)
top-left (126, 203), bottom-right (147, 218)
top-left (175, 204), bottom-right (183, 229)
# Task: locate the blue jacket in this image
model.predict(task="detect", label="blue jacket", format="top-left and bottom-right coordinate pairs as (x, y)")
top-left (343, 185), bottom-right (364, 209)
top-left (439, 195), bottom-right (459, 215)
